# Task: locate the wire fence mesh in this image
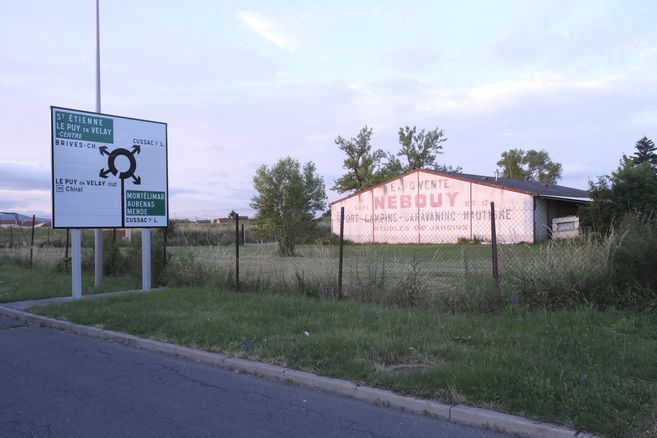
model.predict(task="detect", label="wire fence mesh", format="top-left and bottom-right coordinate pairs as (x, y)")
top-left (0, 205), bottom-right (539, 311)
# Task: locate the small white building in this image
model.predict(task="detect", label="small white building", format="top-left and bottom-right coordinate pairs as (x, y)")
top-left (330, 169), bottom-right (590, 244)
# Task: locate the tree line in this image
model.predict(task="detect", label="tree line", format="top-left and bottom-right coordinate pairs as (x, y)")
top-left (579, 136), bottom-right (657, 232)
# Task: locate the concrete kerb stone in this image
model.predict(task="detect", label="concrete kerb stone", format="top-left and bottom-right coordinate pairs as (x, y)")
top-left (0, 305), bottom-right (591, 438)
top-left (282, 369), bottom-right (357, 397)
top-left (425, 400), bottom-right (452, 420)
top-left (450, 405), bottom-right (577, 438)
top-left (170, 344), bottom-right (227, 366)
top-left (355, 386), bottom-right (450, 419)
top-left (224, 357), bottom-right (286, 379)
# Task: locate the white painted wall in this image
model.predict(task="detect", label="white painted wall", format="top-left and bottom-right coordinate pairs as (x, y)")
top-left (331, 170), bottom-right (535, 244)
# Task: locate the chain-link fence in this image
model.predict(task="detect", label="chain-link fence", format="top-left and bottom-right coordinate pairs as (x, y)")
top-left (0, 205), bottom-right (542, 311)
top-left (160, 204), bottom-right (536, 311)
top-left (0, 218), bottom-right (70, 270)
top-left (4, 205), bottom-right (654, 311)
top-left (0, 222), bottom-right (167, 286)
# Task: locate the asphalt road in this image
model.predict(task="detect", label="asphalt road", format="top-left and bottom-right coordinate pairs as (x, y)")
top-left (0, 315), bottom-right (508, 438)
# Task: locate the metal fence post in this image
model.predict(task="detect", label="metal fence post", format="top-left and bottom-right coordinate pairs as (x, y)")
top-left (490, 202), bottom-right (501, 305)
top-left (235, 213), bottom-right (240, 291)
top-left (337, 206), bottom-right (345, 299)
top-left (29, 214), bottom-right (36, 268)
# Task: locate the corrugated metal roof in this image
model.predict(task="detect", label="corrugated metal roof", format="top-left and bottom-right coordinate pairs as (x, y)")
top-left (446, 171), bottom-right (590, 198)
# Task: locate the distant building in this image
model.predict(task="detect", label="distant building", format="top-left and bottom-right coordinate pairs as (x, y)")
top-left (330, 169), bottom-right (590, 244)
top-left (212, 216), bottom-right (249, 225)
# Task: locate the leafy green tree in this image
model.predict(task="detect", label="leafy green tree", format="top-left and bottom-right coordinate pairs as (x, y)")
top-left (630, 136), bottom-right (657, 167)
top-left (578, 175), bottom-right (614, 233)
top-left (250, 157), bottom-right (326, 256)
top-left (334, 124), bottom-right (459, 193)
top-left (610, 160), bottom-right (657, 216)
top-left (580, 148), bottom-right (657, 232)
top-left (434, 163), bottom-right (463, 173)
top-left (524, 150), bottom-right (562, 183)
top-left (396, 126), bottom-right (447, 171)
top-left (497, 148), bottom-right (528, 180)
top-left (332, 126), bottom-right (386, 193)
top-left (496, 148), bottom-right (562, 184)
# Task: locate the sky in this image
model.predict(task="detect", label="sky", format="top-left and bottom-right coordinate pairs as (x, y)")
top-left (1, 0), bottom-right (656, 219)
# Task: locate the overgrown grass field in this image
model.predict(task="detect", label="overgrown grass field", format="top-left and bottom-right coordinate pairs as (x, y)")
top-left (0, 265), bottom-right (139, 303)
top-left (34, 287), bottom-right (657, 437)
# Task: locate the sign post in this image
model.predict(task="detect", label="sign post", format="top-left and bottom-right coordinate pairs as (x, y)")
top-left (71, 229), bottom-right (82, 299)
top-left (94, 0), bottom-right (103, 287)
top-left (51, 107), bottom-right (168, 296)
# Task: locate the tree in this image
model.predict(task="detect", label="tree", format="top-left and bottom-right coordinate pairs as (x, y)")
top-left (396, 126), bottom-right (447, 171)
top-left (250, 157), bottom-right (327, 256)
top-left (580, 141), bottom-right (657, 232)
top-left (496, 148), bottom-right (562, 184)
top-left (332, 126), bottom-right (386, 193)
top-left (497, 148), bottom-right (527, 180)
top-left (578, 175), bottom-right (614, 233)
top-left (630, 136), bottom-right (657, 168)
top-left (609, 160), bottom-right (657, 216)
top-left (333, 124), bottom-right (459, 193)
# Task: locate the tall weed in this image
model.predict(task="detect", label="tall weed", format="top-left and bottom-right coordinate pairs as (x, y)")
top-left (502, 212), bottom-right (657, 309)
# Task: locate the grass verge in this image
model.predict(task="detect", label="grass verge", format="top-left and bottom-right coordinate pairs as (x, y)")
top-left (34, 287), bottom-right (657, 437)
top-left (0, 264), bottom-right (139, 303)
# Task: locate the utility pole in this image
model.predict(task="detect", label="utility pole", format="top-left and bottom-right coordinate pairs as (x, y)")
top-left (94, 0), bottom-right (103, 287)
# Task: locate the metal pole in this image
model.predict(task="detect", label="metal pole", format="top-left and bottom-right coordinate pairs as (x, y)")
top-left (93, 0), bottom-right (104, 287)
top-left (142, 229), bottom-right (151, 291)
top-left (29, 215), bottom-right (36, 268)
top-left (490, 202), bottom-right (501, 304)
top-left (337, 207), bottom-right (345, 299)
top-left (95, 0), bottom-right (101, 111)
top-left (65, 228), bottom-right (70, 272)
top-left (71, 229), bottom-right (82, 299)
top-left (235, 214), bottom-right (240, 291)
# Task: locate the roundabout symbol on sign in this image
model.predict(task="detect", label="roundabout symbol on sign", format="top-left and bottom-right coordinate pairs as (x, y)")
top-left (99, 145), bottom-right (141, 185)
top-left (98, 145), bottom-right (143, 226)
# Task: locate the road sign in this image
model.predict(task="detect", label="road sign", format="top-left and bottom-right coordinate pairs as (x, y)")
top-left (51, 107), bottom-right (168, 228)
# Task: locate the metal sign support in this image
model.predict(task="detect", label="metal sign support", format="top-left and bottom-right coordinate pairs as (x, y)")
top-left (71, 229), bottom-right (82, 299)
top-left (94, 0), bottom-right (104, 288)
top-left (142, 229), bottom-right (151, 291)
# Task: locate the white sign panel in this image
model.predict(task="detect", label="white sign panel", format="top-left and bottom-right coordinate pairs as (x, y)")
top-left (51, 107), bottom-right (168, 228)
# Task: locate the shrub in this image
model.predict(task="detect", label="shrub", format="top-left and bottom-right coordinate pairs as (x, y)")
top-left (502, 212), bottom-right (657, 310)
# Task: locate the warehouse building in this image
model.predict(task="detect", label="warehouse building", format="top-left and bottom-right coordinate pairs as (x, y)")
top-left (330, 169), bottom-right (590, 244)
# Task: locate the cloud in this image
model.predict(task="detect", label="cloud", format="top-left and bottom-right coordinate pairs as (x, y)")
top-left (0, 160), bottom-right (50, 190)
top-left (237, 10), bottom-right (295, 50)
top-left (0, 188), bottom-right (50, 216)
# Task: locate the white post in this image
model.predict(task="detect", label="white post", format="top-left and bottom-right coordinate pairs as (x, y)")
top-left (142, 229), bottom-right (151, 291)
top-left (71, 229), bottom-right (82, 299)
top-left (94, 229), bottom-right (103, 286)
top-left (93, 0), bottom-right (103, 287)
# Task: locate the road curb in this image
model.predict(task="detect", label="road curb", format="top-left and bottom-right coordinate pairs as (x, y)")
top-left (0, 305), bottom-right (594, 438)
